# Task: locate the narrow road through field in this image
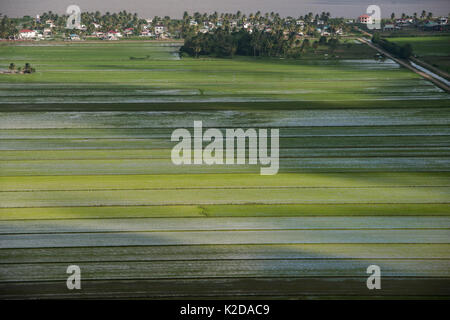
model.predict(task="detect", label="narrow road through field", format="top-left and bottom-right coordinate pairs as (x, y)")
top-left (358, 37), bottom-right (450, 93)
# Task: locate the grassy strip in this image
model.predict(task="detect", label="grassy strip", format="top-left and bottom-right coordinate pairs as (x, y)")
top-left (1, 99), bottom-right (449, 112)
top-left (1, 148), bottom-right (449, 160)
top-left (1, 230), bottom-right (448, 248)
top-left (2, 108), bottom-right (449, 130)
top-left (1, 135), bottom-right (449, 150)
top-left (0, 187), bottom-right (450, 207)
top-left (204, 203), bottom-right (450, 217)
top-left (0, 204), bottom-right (448, 220)
top-left (0, 187), bottom-right (448, 208)
top-left (1, 172), bottom-right (449, 192)
top-left (2, 244), bottom-right (449, 263)
top-left (2, 125), bottom-right (449, 139)
top-left (1, 158), bottom-right (448, 175)
top-left (0, 206), bottom-right (204, 220)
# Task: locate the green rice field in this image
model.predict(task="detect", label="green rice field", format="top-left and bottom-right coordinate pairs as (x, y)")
top-left (389, 36), bottom-right (450, 73)
top-left (0, 41), bottom-right (449, 299)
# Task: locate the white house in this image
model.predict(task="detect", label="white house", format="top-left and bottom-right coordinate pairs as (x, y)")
top-left (43, 28), bottom-right (52, 37)
top-left (19, 29), bottom-right (36, 39)
top-left (93, 31), bottom-right (104, 38)
top-left (69, 34), bottom-right (80, 41)
top-left (45, 20), bottom-right (55, 28)
top-left (154, 25), bottom-right (165, 34)
top-left (395, 19), bottom-right (410, 25)
top-left (124, 28), bottom-right (134, 36)
top-left (383, 24), bottom-right (395, 31)
top-left (438, 17), bottom-right (448, 25)
top-left (107, 30), bottom-right (122, 40)
top-left (140, 30), bottom-right (152, 37)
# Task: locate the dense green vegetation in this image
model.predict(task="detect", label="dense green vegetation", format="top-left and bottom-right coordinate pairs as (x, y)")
top-left (181, 29), bottom-right (343, 58)
top-left (372, 33), bottom-right (413, 58)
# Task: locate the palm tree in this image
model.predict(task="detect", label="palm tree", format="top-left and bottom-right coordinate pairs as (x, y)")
top-left (421, 10), bottom-right (426, 20)
top-left (301, 38), bottom-right (310, 51)
top-left (192, 37), bottom-right (202, 58)
top-left (23, 63), bottom-right (32, 74)
top-left (183, 11), bottom-right (189, 24)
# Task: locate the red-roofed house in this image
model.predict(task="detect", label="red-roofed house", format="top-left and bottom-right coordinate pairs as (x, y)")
top-left (358, 14), bottom-right (372, 25)
top-left (19, 29), bottom-right (36, 39)
top-left (140, 30), bottom-right (152, 37)
top-left (107, 30), bottom-right (122, 40)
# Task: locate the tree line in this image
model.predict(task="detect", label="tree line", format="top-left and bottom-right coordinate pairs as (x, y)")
top-left (372, 33), bottom-right (413, 59)
top-left (181, 29), bottom-right (340, 58)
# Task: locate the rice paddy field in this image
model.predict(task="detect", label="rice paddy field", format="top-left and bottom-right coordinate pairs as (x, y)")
top-left (0, 41), bottom-right (449, 299)
top-left (389, 36), bottom-right (450, 73)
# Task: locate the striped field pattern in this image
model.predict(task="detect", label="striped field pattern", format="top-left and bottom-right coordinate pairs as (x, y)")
top-left (0, 42), bottom-right (449, 299)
